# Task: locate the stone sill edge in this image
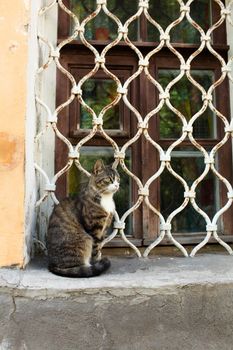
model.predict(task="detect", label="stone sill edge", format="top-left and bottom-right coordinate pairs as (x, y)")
top-left (0, 277), bottom-right (233, 300)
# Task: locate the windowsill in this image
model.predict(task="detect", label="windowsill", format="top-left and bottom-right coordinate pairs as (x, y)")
top-left (1, 254), bottom-right (233, 297)
top-left (103, 235), bottom-right (233, 248)
top-left (58, 38), bottom-right (229, 52)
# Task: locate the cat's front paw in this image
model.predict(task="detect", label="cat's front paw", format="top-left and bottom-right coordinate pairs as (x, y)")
top-left (92, 256), bottom-right (111, 275)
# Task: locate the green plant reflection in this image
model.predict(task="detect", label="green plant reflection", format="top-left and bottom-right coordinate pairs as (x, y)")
top-left (71, 0), bottom-right (138, 41)
top-left (161, 150), bottom-right (217, 233)
top-left (81, 79), bottom-right (120, 129)
top-left (148, 0), bottom-right (211, 43)
top-left (158, 69), bottom-right (215, 139)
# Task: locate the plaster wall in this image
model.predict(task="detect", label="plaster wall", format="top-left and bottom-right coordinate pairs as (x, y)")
top-left (0, 0), bottom-right (57, 267)
top-left (0, 0), bottom-right (30, 266)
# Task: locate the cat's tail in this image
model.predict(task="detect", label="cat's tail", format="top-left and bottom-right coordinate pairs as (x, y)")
top-left (48, 257), bottom-right (111, 278)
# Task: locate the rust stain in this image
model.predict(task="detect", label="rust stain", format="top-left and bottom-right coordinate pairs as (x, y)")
top-left (0, 132), bottom-right (22, 170)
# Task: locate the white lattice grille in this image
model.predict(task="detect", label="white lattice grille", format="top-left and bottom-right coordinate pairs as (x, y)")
top-left (35, 0), bottom-right (233, 257)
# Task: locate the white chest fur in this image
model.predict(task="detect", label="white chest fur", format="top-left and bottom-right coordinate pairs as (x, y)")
top-left (100, 193), bottom-right (115, 214)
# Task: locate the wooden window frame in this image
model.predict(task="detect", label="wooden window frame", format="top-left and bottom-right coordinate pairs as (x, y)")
top-left (143, 52), bottom-right (233, 245)
top-left (69, 66), bottom-right (132, 139)
top-left (56, 0), bottom-right (233, 247)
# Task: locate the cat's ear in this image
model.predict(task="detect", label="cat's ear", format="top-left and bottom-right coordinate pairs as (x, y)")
top-left (93, 159), bottom-right (105, 175)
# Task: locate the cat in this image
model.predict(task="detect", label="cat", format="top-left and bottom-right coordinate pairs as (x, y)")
top-left (47, 159), bottom-right (120, 278)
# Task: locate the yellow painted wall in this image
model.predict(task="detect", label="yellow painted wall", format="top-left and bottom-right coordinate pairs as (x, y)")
top-left (0, 1), bottom-right (29, 266)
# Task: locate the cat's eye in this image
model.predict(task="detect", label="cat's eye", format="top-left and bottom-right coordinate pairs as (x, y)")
top-left (104, 178), bottom-right (111, 184)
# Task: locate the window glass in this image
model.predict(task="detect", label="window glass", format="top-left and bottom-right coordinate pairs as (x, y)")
top-left (148, 0), bottom-right (211, 43)
top-left (161, 150), bottom-right (217, 233)
top-left (80, 78), bottom-right (120, 129)
top-left (71, 0), bottom-right (138, 41)
top-left (158, 69), bottom-right (216, 139)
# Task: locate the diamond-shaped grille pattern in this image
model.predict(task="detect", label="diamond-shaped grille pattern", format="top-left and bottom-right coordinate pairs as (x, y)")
top-left (35, 0), bottom-right (233, 257)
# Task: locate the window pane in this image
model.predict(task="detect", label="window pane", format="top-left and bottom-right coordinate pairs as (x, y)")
top-left (68, 147), bottom-right (132, 235)
top-left (70, 0), bottom-right (138, 41)
top-left (158, 69), bottom-right (216, 139)
top-left (161, 151), bottom-right (217, 233)
top-left (81, 79), bottom-right (120, 129)
top-left (148, 0), bottom-right (211, 43)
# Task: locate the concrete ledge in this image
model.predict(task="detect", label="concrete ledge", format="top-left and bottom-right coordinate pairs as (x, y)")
top-left (1, 254), bottom-right (233, 295)
top-left (1, 254), bottom-right (233, 349)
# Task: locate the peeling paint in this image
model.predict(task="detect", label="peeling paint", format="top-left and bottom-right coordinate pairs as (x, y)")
top-left (0, 133), bottom-right (22, 170)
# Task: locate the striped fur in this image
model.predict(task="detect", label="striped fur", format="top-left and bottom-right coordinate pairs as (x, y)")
top-left (47, 160), bottom-right (119, 278)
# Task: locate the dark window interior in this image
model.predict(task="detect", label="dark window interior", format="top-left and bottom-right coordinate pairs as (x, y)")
top-left (56, 0), bottom-right (233, 247)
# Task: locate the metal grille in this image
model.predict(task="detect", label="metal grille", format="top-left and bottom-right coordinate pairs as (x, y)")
top-left (35, 0), bottom-right (233, 257)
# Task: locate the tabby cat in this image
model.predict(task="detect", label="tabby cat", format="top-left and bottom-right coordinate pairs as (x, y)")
top-left (47, 159), bottom-right (120, 278)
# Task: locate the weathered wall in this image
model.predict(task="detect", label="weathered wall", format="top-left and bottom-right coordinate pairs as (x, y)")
top-left (0, 255), bottom-right (233, 349)
top-left (0, 283), bottom-right (233, 350)
top-left (0, 1), bottom-right (29, 266)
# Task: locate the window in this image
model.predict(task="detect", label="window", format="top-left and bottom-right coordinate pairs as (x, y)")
top-left (55, 0), bottom-right (233, 249)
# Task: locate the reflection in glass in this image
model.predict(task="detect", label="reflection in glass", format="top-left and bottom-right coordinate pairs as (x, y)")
top-left (81, 79), bottom-right (120, 129)
top-left (158, 105), bottom-right (182, 139)
top-left (161, 151), bottom-right (217, 233)
top-left (68, 147), bottom-right (132, 235)
top-left (71, 0), bottom-right (138, 41)
top-left (148, 0), bottom-right (211, 43)
top-left (158, 69), bottom-right (216, 139)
